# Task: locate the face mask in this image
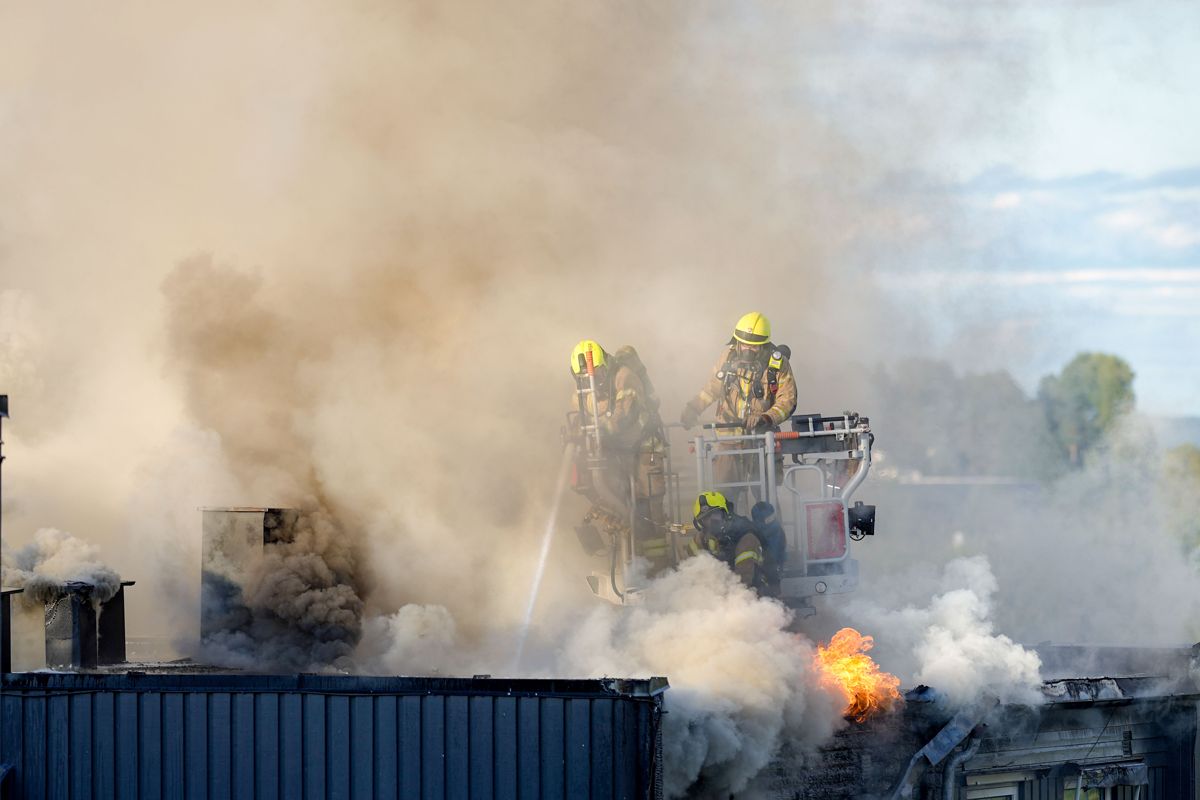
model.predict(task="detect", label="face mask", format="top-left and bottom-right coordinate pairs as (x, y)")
top-left (695, 509), bottom-right (728, 535)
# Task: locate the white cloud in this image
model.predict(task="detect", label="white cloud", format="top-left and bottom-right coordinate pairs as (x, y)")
top-left (1054, 268), bottom-right (1200, 283)
top-left (880, 267), bottom-right (1200, 289)
top-left (877, 267), bottom-right (1200, 321)
top-left (991, 192), bottom-right (1022, 209)
top-left (1057, 285), bottom-right (1200, 316)
top-left (1154, 223), bottom-right (1200, 249)
top-left (1112, 186), bottom-right (1200, 204)
top-left (1062, 285), bottom-right (1107, 299)
top-left (1149, 285), bottom-right (1200, 298)
top-left (1110, 302), bottom-right (1200, 318)
top-left (1098, 209), bottom-right (1150, 231)
top-left (1094, 204), bottom-right (1200, 250)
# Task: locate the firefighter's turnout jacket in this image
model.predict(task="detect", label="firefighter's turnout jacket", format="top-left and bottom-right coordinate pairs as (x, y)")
top-left (570, 355), bottom-right (668, 564)
top-left (683, 343), bottom-right (797, 427)
top-left (575, 362), bottom-right (660, 455)
top-left (691, 504), bottom-right (784, 597)
top-left (683, 343), bottom-right (797, 491)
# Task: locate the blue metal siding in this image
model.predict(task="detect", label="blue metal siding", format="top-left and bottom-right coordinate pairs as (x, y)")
top-left (0, 674), bottom-right (663, 800)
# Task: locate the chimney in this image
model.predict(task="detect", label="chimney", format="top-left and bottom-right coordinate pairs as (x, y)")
top-left (41, 580), bottom-right (135, 670)
top-left (44, 584), bottom-right (98, 669)
top-left (98, 582), bottom-right (132, 665)
top-left (0, 587), bottom-right (19, 673)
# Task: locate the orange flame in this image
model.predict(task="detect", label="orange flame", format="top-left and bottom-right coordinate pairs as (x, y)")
top-left (814, 627), bottom-right (902, 721)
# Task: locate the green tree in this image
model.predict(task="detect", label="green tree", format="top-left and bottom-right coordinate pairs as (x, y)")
top-left (1165, 442), bottom-right (1200, 478)
top-left (1037, 352), bottom-right (1135, 466)
top-left (1163, 444), bottom-right (1200, 553)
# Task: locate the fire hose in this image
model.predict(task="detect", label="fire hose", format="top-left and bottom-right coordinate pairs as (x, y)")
top-left (584, 506), bottom-right (632, 601)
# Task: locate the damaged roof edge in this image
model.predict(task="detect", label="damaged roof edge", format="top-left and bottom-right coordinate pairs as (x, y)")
top-left (1041, 675), bottom-right (1200, 704)
top-left (907, 674), bottom-right (1200, 708)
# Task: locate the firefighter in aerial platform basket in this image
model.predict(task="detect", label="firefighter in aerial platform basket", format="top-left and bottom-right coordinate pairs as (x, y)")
top-left (679, 311), bottom-right (798, 496)
top-left (689, 491), bottom-right (786, 597)
top-left (566, 339), bottom-right (670, 570)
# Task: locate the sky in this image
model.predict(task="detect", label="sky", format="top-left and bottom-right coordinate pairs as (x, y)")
top-left (819, 1), bottom-right (1200, 416)
top-left (974, 2), bottom-right (1200, 415)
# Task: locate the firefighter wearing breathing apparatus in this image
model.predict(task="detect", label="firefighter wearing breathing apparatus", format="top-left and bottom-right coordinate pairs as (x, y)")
top-left (690, 491), bottom-right (785, 597)
top-left (679, 312), bottom-right (798, 491)
top-left (567, 340), bottom-right (669, 568)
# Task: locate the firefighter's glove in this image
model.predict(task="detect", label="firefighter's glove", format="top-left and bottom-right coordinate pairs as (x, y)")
top-left (680, 405), bottom-right (700, 429)
top-left (745, 414), bottom-right (772, 433)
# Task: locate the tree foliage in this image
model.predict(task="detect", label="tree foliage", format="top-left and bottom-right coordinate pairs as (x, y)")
top-left (871, 358), bottom-right (1058, 478)
top-left (1037, 352), bottom-right (1135, 465)
top-left (1163, 444), bottom-right (1200, 553)
top-left (1165, 443), bottom-right (1200, 480)
top-left (872, 351), bottom-right (1138, 479)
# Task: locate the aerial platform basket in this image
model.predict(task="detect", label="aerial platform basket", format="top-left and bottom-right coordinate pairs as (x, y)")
top-left (692, 411), bottom-right (877, 613)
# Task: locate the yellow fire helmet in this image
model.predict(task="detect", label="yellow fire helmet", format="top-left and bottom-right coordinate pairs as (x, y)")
top-left (693, 490), bottom-right (730, 521)
top-left (570, 339), bottom-right (607, 375)
top-left (732, 311), bottom-right (771, 345)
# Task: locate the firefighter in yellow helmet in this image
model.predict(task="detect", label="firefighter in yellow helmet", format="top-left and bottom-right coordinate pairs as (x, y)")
top-left (689, 491), bottom-right (784, 596)
top-left (567, 340), bottom-right (669, 569)
top-left (679, 312), bottom-right (798, 489)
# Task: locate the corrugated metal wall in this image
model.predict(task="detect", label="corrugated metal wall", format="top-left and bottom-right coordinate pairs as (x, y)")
top-left (0, 673), bottom-right (665, 800)
top-left (966, 698), bottom-right (1197, 800)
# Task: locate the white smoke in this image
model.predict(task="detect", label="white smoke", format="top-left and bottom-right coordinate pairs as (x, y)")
top-left (332, 514), bottom-right (1047, 797)
top-left (353, 556), bottom-right (846, 798)
top-left (0, 527), bottom-right (123, 606)
top-left (992, 414), bottom-right (1200, 646)
top-left (534, 557), bottom-right (840, 797)
top-left (858, 413), bottom-right (1200, 652)
top-left (358, 604), bottom-right (461, 676)
top-left (843, 555), bottom-right (1043, 707)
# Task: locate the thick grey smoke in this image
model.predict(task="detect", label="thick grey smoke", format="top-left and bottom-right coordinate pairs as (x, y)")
top-left (198, 510), bottom-right (365, 671)
top-left (0, 2), bottom-right (1038, 631)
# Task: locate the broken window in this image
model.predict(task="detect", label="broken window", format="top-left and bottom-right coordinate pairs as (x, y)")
top-left (1063, 762), bottom-right (1150, 800)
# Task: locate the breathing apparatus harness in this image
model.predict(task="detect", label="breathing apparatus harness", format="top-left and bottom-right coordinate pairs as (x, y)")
top-left (715, 344), bottom-right (787, 419)
top-left (575, 348), bottom-right (664, 455)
